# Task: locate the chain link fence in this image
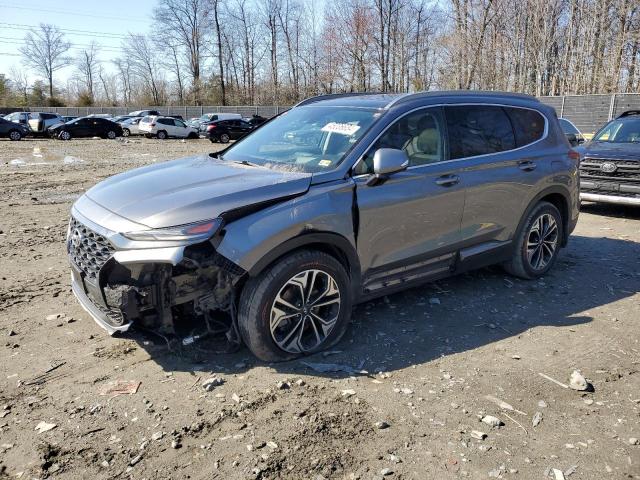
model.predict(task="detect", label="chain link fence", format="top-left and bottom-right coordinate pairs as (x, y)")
top-left (4, 93), bottom-right (640, 134)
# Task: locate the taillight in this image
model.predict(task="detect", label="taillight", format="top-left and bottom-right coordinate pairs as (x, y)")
top-left (568, 149), bottom-right (581, 163)
top-left (207, 125), bottom-right (216, 131)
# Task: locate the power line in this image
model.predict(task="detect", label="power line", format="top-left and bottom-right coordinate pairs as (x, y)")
top-left (0, 39), bottom-right (122, 54)
top-left (0, 23), bottom-right (131, 39)
top-left (0, 52), bottom-right (21, 56)
top-left (0, 4), bottom-right (149, 22)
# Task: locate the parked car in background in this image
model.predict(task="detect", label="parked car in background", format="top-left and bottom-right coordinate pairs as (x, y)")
top-left (559, 118), bottom-right (585, 146)
top-left (206, 118), bottom-right (254, 143)
top-left (62, 115), bottom-right (78, 123)
top-left (167, 114), bottom-right (185, 121)
top-left (86, 113), bottom-right (114, 119)
top-left (120, 117), bottom-right (143, 137)
top-left (247, 114), bottom-right (268, 126)
top-left (67, 91), bottom-right (579, 361)
top-left (28, 112), bottom-right (64, 134)
top-left (4, 111), bottom-right (31, 126)
top-left (197, 112), bottom-right (242, 133)
top-left (187, 117), bottom-right (200, 129)
top-left (0, 117), bottom-right (30, 140)
top-left (129, 109), bottom-right (160, 117)
top-left (138, 115), bottom-right (198, 139)
top-left (113, 115), bottom-right (136, 123)
top-left (48, 116), bottom-right (123, 140)
top-left (577, 110), bottom-right (640, 206)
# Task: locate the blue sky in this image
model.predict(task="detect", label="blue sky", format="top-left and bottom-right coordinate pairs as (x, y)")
top-left (0, 1), bottom-right (154, 82)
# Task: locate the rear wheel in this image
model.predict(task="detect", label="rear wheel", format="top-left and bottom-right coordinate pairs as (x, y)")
top-left (122, 128), bottom-right (130, 137)
top-left (219, 133), bottom-right (230, 143)
top-left (157, 130), bottom-right (167, 140)
top-left (59, 130), bottom-right (72, 141)
top-left (504, 201), bottom-right (563, 279)
top-left (238, 250), bottom-right (352, 362)
top-left (106, 130), bottom-right (117, 139)
top-left (8, 129), bottom-right (22, 141)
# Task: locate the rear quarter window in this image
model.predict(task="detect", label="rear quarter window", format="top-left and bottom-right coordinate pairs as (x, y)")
top-left (445, 105), bottom-right (515, 159)
top-left (506, 107), bottom-right (546, 147)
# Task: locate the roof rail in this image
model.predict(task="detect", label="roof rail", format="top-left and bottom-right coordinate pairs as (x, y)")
top-left (617, 110), bottom-right (640, 118)
top-left (294, 92), bottom-right (384, 108)
top-left (384, 90), bottom-right (538, 109)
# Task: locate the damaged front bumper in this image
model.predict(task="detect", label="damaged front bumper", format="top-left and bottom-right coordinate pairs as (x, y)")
top-left (67, 207), bottom-right (245, 338)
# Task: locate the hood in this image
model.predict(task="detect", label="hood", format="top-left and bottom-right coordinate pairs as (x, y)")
top-left (578, 141), bottom-right (640, 161)
top-left (84, 155), bottom-right (312, 229)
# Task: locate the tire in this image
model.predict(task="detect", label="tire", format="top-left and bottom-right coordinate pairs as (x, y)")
top-left (122, 128), bottom-right (130, 137)
top-left (156, 130), bottom-right (167, 140)
top-left (219, 133), bottom-right (230, 143)
top-left (504, 201), bottom-right (563, 279)
top-left (106, 130), bottom-right (117, 139)
top-left (187, 132), bottom-right (198, 139)
top-left (238, 250), bottom-right (352, 362)
top-left (8, 129), bottom-right (22, 141)
top-left (59, 130), bottom-right (72, 141)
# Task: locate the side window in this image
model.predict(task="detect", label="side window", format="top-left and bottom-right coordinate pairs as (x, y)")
top-left (355, 108), bottom-right (445, 175)
top-left (175, 120), bottom-right (187, 128)
top-left (445, 106), bottom-right (515, 159)
top-left (506, 107), bottom-right (546, 147)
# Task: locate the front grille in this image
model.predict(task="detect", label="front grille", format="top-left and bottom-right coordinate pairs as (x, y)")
top-left (580, 158), bottom-right (640, 182)
top-left (68, 217), bottom-right (115, 279)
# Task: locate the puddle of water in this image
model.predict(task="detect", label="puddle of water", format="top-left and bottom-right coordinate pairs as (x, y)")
top-left (10, 159), bottom-right (26, 166)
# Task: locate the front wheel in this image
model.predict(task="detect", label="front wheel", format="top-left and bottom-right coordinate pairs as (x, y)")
top-left (504, 201), bottom-right (563, 279)
top-left (156, 130), bottom-right (167, 140)
top-left (238, 250), bottom-right (352, 362)
top-left (122, 128), bottom-right (130, 137)
top-left (59, 130), bottom-right (72, 141)
top-left (106, 130), bottom-right (117, 139)
top-left (8, 129), bottom-right (22, 141)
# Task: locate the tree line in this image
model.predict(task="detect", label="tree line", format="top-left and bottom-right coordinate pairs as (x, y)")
top-left (1, 0), bottom-right (639, 107)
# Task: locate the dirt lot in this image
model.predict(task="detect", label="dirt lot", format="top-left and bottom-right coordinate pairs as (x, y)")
top-left (0, 137), bottom-right (638, 480)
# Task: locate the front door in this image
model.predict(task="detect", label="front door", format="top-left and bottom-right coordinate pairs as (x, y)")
top-left (353, 107), bottom-right (466, 293)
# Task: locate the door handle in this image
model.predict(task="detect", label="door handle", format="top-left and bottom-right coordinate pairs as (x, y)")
top-left (435, 174), bottom-right (460, 187)
top-left (518, 160), bottom-right (537, 171)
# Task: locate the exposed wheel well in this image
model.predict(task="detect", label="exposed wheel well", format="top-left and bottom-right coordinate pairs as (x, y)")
top-left (539, 193), bottom-right (569, 245)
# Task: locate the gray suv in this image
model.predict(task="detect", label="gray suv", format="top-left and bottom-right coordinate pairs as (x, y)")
top-left (67, 91), bottom-right (580, 361)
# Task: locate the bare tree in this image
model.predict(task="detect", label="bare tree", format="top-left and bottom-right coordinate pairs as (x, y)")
top-left (123, 34), bottom-right (165, 104)
top-left (9, 66), bottom-right (30, 105)
top-left (76, 41), bottom-right (100, 102)
top-left (19, 23), bottom-right (71, 99)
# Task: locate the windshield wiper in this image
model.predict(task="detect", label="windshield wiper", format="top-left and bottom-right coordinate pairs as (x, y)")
top-left (233, 159), bottom-right (261, 167)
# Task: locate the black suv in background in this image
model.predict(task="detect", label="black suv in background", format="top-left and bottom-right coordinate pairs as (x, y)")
top-left (206, 118), bottom-right (254, 143)
top-left (578, 110), bottom-right (640, 206)
top-left (68, 91), bottom-right (579, 361)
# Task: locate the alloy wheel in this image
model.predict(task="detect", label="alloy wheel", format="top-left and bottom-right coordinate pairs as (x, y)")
top-left (526, 213), bottom-right (558, 271)
top-left (9, 130), bottom-right (21, 141)
top-left (107, 130), bottom-right (116, 139)
top-left (269, 269), bottom-right (341, 354)
top-left (122, 129), bottom-right (130, 137)
top-left (60, 131), bottom-right (71, 140)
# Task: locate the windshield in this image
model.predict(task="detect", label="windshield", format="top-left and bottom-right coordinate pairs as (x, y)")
top-left (221, 106), bottom-right (380, 173)
top-left (593, 118), bottom-right (640, 143)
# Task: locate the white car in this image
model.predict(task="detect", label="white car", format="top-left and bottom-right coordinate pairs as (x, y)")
top-left (120, 117), bottom-right (143, 137)
top-left (138, 116), bottom-right (199, 139)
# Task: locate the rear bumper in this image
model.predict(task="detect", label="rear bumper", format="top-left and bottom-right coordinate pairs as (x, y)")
top-left (71, 273), bottom-right (132, 335)
top-left (580, 192), bottom-right (640, 206)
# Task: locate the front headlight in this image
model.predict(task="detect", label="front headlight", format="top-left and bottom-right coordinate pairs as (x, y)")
top-left (122, 218), bottom-right (223, 242)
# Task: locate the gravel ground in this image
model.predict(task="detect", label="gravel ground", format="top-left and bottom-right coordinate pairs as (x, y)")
top-left (0, 137), bottom-right (639, 480)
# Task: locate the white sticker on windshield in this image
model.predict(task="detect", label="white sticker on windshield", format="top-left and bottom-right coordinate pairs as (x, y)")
top-left (321, 122), bottom-right (361, 136)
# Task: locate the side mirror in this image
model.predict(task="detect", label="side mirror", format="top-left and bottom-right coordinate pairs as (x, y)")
top-left (367, 148), bottom-right (409, 186)
top-left (565, 133), bottom-right (578, 147)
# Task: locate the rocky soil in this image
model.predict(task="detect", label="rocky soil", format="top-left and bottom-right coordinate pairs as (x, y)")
top-left (0, 137), bottom-right (638, 479)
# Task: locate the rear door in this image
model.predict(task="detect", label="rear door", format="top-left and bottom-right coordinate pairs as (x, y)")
top-left (354, 107), bottom-right (466, 293)
top-left (447, 105), bottom-right (548, 248)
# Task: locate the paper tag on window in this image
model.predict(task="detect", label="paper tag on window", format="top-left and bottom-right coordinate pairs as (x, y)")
top-left (318, 159), bottom-right (332, 167)
top-left (321, 122), bottom-right (361, 136)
